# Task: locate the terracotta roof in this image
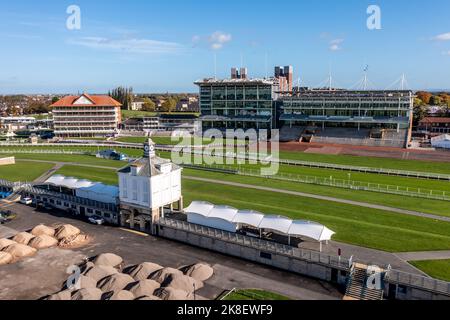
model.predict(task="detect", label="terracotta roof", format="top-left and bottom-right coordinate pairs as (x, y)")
top-left (419, 117), bottom-right (450, 124)
top-left (51, 94), bottom-right (122, 107)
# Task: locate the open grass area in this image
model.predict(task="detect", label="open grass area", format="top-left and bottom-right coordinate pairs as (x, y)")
top-left (182, 169), bottom-right (450, 218)
top-left (409, 260), bottom-right (450, 282)
top-left (0, 161), bottom-right (54, 182)
top-left (182, 179), bottom-right (450, 253)
top-left (55, 165), bottom-right (119, 185)
top-left (223, 289), bottom-right (291, 301)
top-left (121, 110), bottom-right (157, 119)
top-left (278, 151), bottom-right (450, 175)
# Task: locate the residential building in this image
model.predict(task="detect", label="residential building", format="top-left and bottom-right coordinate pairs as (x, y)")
top-left (418, 117), bottom-right (450, 134)
top-left (51, 93), bottom-right (122, 138)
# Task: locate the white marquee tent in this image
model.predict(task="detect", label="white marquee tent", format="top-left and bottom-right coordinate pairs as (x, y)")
top-left (185, 201), bottom-right (335, 248)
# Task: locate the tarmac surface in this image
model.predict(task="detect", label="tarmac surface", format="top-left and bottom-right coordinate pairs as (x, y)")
top-left (0, 203), bottom-right (342, 300)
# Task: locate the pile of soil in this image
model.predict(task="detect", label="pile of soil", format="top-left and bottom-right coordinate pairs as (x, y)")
top-left (55, 225), bottom-right (80, 240)
top-left (0, 252), bottom-right (13, 265)
top-left (93, 253), bottom-right (123, 268)
top-left (103, 290), bottom-right (135, 301)
top-left (0, 239), bottom-right (16, 251)
top-left (181, 263), bottom-right (214, 282)
top-left (12, 232), bottom-right (35, 245)
top-left (97, 273), bottom-right (134, 292)
top-left (28, 235), bottom-right (58, 250)
top-left (154, 287), bottom-right (191, 301)
top-left (72, 275), bottom-right (98, 290)
top-left (150, 267), bottom-right (183, 284)
top-left (31, 225), bottom-right (55, 237)
top-left (124, 262), bottom-right (163, 281)
top-left (2, 243), bottom-right (37, 259)
top-left (84, 265), bottom-right (119, 283)
top-left (127, 279), bottom-right (160, 298)
top-left (58, 234), bottom-right (90, 249)
top-left (71, 288), bottom-right (103, 301)
top-left (46, 290), bottom-right (72, 301)
top-left (161, 273), bottom-right (203, 293)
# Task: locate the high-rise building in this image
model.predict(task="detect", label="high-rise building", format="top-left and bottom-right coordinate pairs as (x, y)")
top-left (51, 93), bottom-right (122, 138)
top-left (274, 66), bottom-right (294, 92)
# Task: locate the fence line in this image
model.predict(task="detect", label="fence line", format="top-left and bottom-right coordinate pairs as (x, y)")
top-left (183, 164), bottom-right (450, 201)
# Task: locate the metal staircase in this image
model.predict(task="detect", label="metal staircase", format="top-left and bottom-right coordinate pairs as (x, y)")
top-left (344, 263), bottom-right (385, 300)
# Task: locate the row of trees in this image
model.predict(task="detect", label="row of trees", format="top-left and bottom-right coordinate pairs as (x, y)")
top-left (108, 87), bottom-right (133, 110)
top-left (141, 97), bottom-right (177, 113)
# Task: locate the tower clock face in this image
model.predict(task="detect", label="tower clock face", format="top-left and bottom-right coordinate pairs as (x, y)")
top-left (144, 145), bottom-right (150, 152)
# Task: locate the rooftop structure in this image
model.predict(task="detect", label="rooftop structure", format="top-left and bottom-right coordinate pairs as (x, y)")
top-left (51, 93), bottom-right (122, 138)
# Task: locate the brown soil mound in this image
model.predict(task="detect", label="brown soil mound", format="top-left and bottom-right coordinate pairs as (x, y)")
top-left (46, 290), bottom-right (72, 301)
top-left (2, 243), bottom-right (37, 259)
top-left (161, 273), bottom-right (203, 293)
top-left (124, 262), bottom-right (163, 281)
top-left (71, 288), bottom-right (103, 301)
top-left (0, 252), bottom-right (13, 265)
top-left (93, 253), bottom-right (123, 268)
top-left (71, 275), bottom-right (98, 290)
top-left (31, 225), bottom-right (55, 237)
top-left (28, 235), bottom-right (58, 249)
top-left (135, 295), bottom-right (162, 300)
top-left (181, 263), bottom-right (214, 282)
top-left (103, 290), bottom-right (135, 301)
top-left (84, 265), bottom-right (119, 283)
top-left (154, 287), bottom-right (191, 300)
top-left (0, 238), bottom-right (16, 251)
top-left (97, 273), bottom-right (134, 292)
top-left (12, 232), bottom-right (35, 245)
top-left (58, 234), bottom-right (89, 249)
top-left (150, 267), bottom-right (183, 284)
top-left (55, 224), bottom-right (80, 240)
top-left (127, 279), bottom-right (160, 298)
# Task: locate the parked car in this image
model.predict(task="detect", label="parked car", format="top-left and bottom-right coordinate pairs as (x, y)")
top-left (88, 215), bottom-right (105, 225)
top-left (20, 197), bottom-right (33, 205)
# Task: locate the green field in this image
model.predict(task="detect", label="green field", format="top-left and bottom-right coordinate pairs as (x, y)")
top-left (183, 169), bottom-right (450, 218)
top-left (55, 165), bottom-right (119, 185)
top-left (182, 179), bottom-right (450, 253)
top-left (121, 110), bottom-right (157, 119)
top-left (0, 161), bottom-right (54, 182)
top-left (410, 260), bottom-right (450, 282)
top-left (223, 289), bottom-right (291, 301)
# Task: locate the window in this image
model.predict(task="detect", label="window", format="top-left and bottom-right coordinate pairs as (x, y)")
top-left (87, 208), bottom-right (93, 214)
top-left (121, 176), bottom-right (128, 198)
top-left (64, 202), bottom-right (69, 207)
top-left (104, 213), bottom-right (111, 218)
top-left (132, 180), bottom-right (138, 201)
top-left (142, 181), bottom-right (149, 204)
top-left (56, 201), bottom-right (62, 206)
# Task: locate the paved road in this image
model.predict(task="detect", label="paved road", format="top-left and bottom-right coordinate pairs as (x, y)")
top-left (394, 251), bottom-right (450, 262)
top-left (184, 176), bottom-right (450, 223)
top-left (33, 163), bottom-right (64, 183)
top-left (0, 204), bottom-right (341, 300)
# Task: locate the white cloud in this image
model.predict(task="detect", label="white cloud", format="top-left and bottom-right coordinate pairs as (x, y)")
top-left (208, 31), bottom-right (232, 50)
top-left (433, 32), bottom-right (450, 41)
top-left (67, 37), bottom-right (184, 54)
top-left (329, 38), bottom-right (344, 51)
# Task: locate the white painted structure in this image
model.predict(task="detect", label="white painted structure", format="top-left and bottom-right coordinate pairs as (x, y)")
top-left (185, 201), bottom-right (336, 246)
top-left (431, 135), bottom-right (450, 150)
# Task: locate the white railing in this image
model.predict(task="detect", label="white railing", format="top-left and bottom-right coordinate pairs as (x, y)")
top-left (385, 269), bottom-right (450, 296)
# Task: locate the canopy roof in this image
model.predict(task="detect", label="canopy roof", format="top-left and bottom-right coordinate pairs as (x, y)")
top-left (184, 201), bottom-right (335, 242)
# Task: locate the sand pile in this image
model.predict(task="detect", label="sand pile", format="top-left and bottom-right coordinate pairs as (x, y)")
top-left (0, 252), bottom-right (13, 265)
top-left (181, 263), bottom-right (214, 282)
top-left (58, 234), bottom-right (89, 248)
top-left (93, 253), bottom-right (123, 268)
top-left (2, 243), bottom-right (37, 259)
top-left (97, 273), bottom-right (134, 292)
top-left (150, 267), bottom-right (183, 284)
top-left (28, 235), bottom-right (59, 249)
top-left (154, 287), bottom-right (191, 301)
top-left (71, 288), bottom-right (103, 301)
top-left (31, 225), bottom-right (55, 237)
top-left (72, 275), bottom-right (98, 290)
top-left (12, 232), bottom-right (35, 245)
top-left (0, 238), bottom-right (16, 250)
top-left (55, 224), bottom-right (80, 240)
top-left (124, 262), bottom-right (163, 281)
top-left (84, 265), bottom-right (119, 283)
top-left (135, 295), bottom-right (162, 301)
top-left (127, 279), bottom-right (160, 298)
top-left (46, 290), bottom-right (72, 301)
top-left (104, 290), bottom-right (135, 301)
top-left (162, 273), bottom-right (203, 293)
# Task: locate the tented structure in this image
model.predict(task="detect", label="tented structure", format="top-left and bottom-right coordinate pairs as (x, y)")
top-left (431, 135), bottom-right (450, 150)
top-left (185, 201), bottom-right (335, 248)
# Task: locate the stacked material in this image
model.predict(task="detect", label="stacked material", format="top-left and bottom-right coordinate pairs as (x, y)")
top-left (44, 253), bottom-right (213, 301)
top-left (0, 224), bottom-right (89, 267)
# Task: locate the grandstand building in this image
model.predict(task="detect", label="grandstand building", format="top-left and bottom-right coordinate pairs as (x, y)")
top-left (195, 68), bottom-right (280, 131)
top-left (279, 90), bottom-right (414, 147)
top-left (51, 94), bottom-right (122, 138)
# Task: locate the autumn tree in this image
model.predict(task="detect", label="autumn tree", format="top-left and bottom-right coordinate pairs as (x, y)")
top-left (416, 91), bottom-right (432, 105)
top-left (161, 98), bottom-right (177, 113)
top-left (142, 97), bottom-right (156, 112)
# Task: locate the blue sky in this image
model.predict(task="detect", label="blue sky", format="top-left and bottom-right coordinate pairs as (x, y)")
top-left (1, 0), bottom-right (450, 94)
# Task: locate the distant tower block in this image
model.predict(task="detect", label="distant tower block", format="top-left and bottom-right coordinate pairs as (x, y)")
top-left (118, 138), bottom-right (182, 235)
top-left (275, 66), bottom-right (294, 92)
